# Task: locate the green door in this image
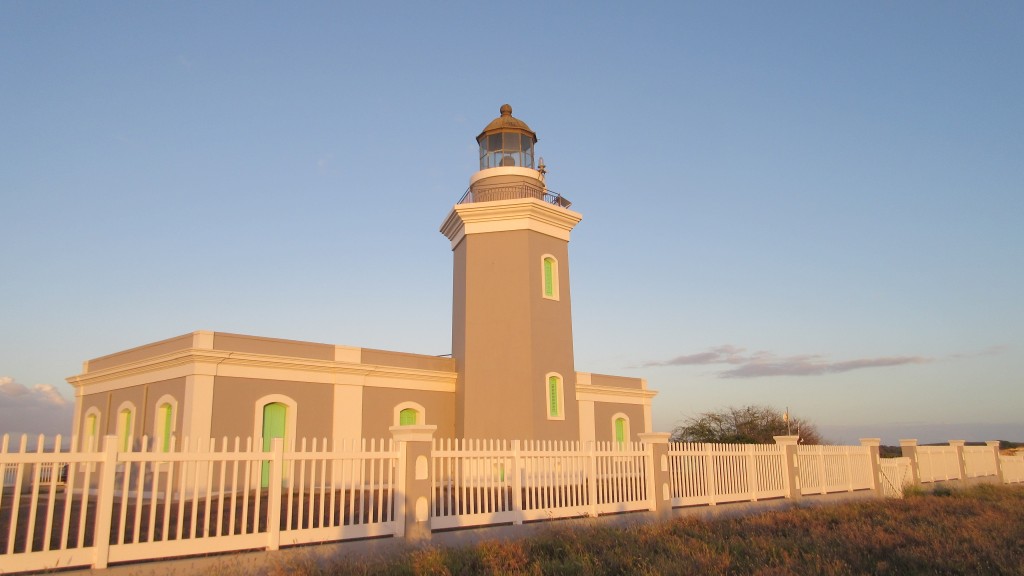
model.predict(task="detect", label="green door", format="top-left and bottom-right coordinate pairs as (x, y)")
top-left (261, 403), bottom-right (287, 488)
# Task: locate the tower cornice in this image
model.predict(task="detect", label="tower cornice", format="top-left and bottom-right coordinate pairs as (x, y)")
top-left (439, 198), bottom-right (582, 249)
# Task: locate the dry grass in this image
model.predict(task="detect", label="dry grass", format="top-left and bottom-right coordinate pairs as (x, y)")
top-left (221, 484), bottom-right (1024, 576)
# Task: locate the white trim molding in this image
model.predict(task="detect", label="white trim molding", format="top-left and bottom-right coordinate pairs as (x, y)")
top-left (66, 348), bottom-right (457, 395)
top-left (575, 383), bottom-right (658, 405)
top-left (440, 198), bottom-right (582, 249)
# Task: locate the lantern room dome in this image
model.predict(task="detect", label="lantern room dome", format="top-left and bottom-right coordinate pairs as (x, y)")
top-left (476, 104), bottom-right (537, 170)
top-left (477, 104), bottom-right (536, 138)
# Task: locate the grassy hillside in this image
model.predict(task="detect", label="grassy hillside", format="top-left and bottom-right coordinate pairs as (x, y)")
top-left (253, 484), bottom-right (1024, 576)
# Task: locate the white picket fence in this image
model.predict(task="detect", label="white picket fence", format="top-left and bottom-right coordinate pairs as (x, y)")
top-left (3, 433), bottom-right (1022, 575)
top-left (3, 463), bottom-right (64, 488)
top-left (0, 433), bottom-right (398, 574)
top-left (797, 445), bottom-right (875, 495)
top-left (667, 443), bottom-right (787, 506)
top-left (917, 445), bottom-right (962, 483)
top-left (879, 457), bottom-right (913, 498)
top-left (430, 439), bottom-right (650, 530)
top-left (962, 446), bottom-right (998, 478)
top-left (1000, 454), bottom-right (1024, 483)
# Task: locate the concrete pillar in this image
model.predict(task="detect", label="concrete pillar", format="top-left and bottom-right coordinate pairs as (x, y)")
top-left (773, 435), bottom-right (801, 500)
top-left (638, 432), bottom-right (672, 518)
top-left (987, 441), bottom-right (1005, 483)
top-left (948, 440), bottom-right (968, 480)
top-left (391, 425), bottom-right (437, 541)
top-left (859, 438), bottom-right (884, 497)
top-left (899, 439), bottom-right (920, 485)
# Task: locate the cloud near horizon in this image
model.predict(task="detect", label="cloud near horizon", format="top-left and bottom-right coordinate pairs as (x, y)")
top-left (642, 345), bottom-right (931, 378)
top-left (0, 376), bottom-right (73, 438)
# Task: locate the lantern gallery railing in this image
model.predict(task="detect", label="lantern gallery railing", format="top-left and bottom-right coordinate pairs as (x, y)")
top-left (457, 184), bottom-right (572, 208)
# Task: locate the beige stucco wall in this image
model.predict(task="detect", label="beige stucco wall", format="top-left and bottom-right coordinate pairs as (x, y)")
top-left (87, 334), bottom-right (193, 372)
top-left (589, 373), bottom-right (645, 390)
top-left (593, 402), bottom-right (646, 443)
top-left (360, 387), bottom-right (456, 441)
top-left (453, 227), bottom-right (578, 441)
top-left (361, 348), bottom-right (455, 372)
top-left (145, 377), bottom-right (187, 443)
top-left (213, 333), bottom-right (335, 361)
top-left (210, 376), bottom-right (334, 444)
top-left (76, 377), bottom-right (186, 450)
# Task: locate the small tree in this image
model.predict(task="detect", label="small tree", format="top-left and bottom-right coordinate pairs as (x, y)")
top-left (670, 405), bottom-right (824, 445)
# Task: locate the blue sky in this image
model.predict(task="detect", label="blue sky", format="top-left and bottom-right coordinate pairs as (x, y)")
top-left (2, 1), bottom-right (1021, 445)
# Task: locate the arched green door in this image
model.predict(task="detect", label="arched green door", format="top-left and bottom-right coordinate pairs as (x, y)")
top-left (261, 403), bottom-right (287, 488)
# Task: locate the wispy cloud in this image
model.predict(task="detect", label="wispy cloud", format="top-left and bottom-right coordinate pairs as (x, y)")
top-left (947, 345), bottom-right (1008, 359)
top-left (642, 346), bottom-right (932, 378)
top-left (0, 376), bottom-right (73, 437)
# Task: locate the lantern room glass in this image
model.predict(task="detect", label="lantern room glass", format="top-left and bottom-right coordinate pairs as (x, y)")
top-left (478, 131), bottom-right (534, 170)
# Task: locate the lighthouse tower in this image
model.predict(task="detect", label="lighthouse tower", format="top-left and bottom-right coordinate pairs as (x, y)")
top-left (440, 105), bottom-right (583, 441)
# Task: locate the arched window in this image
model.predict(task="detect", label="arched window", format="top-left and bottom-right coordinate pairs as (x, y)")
top-left (612, 414), bottom-right (631, 450)
top-left (394, 402), bottom-right (426, 427)
top-left (253, 394), bottom-right (298, 488)
top-left (399, 408), bottom-right (419, 426)
top-left (154, 398), bottom-right (176, 453)
top-left (541, 255), bottom-right (559, 300)
top-left (116, 402), bottom-right (136, 452)
top-left (83, 409), bottom-right (100, 451)
top-left (545, 373), bottom-right (564, 420)
top-left (261, 402), bottom-right (287, 487)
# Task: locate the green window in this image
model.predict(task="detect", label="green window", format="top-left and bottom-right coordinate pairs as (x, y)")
top-left (615, 418), bottom-right (626, 448)
top-left (119, 409), bottom-right (132, 452)
top-left (85, 414), bottom-right (97, 450)
top-left (261, 403), bottom-right (287, 487)
top-left (399, 408), bottom-right (418, 426)
top-left (159, 403), bottom-right (173, 452)
top-left (548, 376), bottom-right (560, 417)
top-left (543, 257), bottom-right (555, 297)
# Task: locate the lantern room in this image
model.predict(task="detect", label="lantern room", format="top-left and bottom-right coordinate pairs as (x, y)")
top-left (477, 104), bottom-right (537, 170)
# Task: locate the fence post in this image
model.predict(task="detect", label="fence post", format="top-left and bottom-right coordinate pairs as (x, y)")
top-left (859, 438), bottom-right (884, 497)
top-left (586, 441), bottom-right (599, 517)
top-left (511, 440), bottom-right (524, 524)
top-left (390, 425), bottom-right (437, 542)
top-left (817, 445), bottom-right (827, 495)
top-left (92, 435), bottom-right (119, 569)
top-left (703, 444), bottom-right (718, 505)
top-left (987, 441), bottom-right (1004, 483)
top-left (948, 440), bottom-right (967, 480)
top-left (638, 433), bottom-right (671, 518)
top-left (266, 437), bottom-right (283, 551)
top-left (899, 439), bottom-right (920, 485)
top-left (773, 436), bottom-right (801, 500)
top-left (746, 445), bottom-right (758, 502)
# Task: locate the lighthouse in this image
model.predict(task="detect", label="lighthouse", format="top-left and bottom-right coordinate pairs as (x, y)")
top-left (441, 104), bottom-right (583, 440)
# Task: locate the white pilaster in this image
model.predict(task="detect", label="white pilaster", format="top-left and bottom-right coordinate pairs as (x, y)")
top-left (332, 384), bottom-right (364, 446)
top-left (182, 374), bottom-right (214, 446)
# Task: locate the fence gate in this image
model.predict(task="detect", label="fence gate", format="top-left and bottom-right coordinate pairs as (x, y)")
top-left (879, 457), bottom-right (913, 498)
